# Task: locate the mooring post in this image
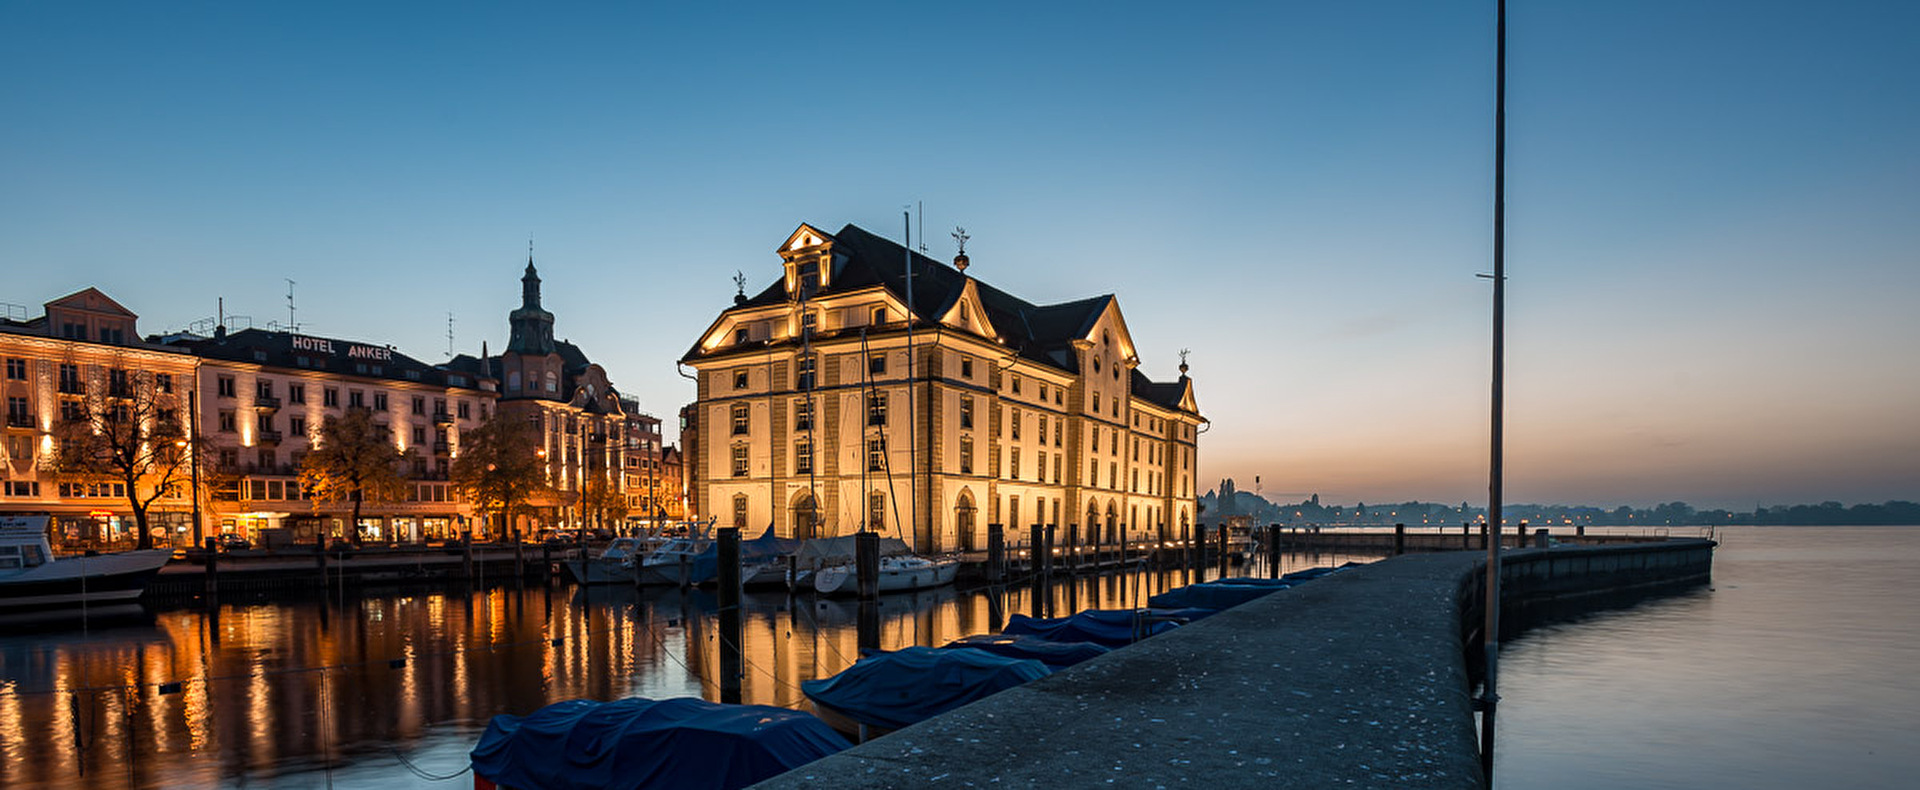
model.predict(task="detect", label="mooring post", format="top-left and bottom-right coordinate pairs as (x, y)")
top-left (1267, 525), bottom-right (1281, 578)
top-left (1044, 524), bottom-right (1057, 580)
top-left (462, 530), bottom-right (475, 580)
top-left (1464, 522), bottom-right (1473, 550)
top-left (856, 530), bottom-right (880, 600)
top-left (1394, 523), bottom-right (1407, 556)
top-left (1533, 527), bottom-right (1549, 548)
top-left (717, 526), bottom-right (743, 704)
top-left (988, 523), bottom-right (1005, 583)
top-left (1576, 524), bottom-right (1586, 538)
top-left (1216, 524), bottom-right (1230, 578)
top-left (1515, 520), bottom-right (1528, 546)
top-left (1066, 524), bottom-right (1079, 575)
top-left (514, 541), bottom-right (526, 581)
top-left (204, 537), bottom-right (219, 595)
top-left (542, 542), bottom-right (553, 582)
top-left (1028, 523), bottom-right (1043, 577)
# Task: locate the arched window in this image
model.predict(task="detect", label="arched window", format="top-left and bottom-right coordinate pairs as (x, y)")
top-left (954, 490), bottom-right (977, 551)
top-left (790, 491), bottom-right (819, 540)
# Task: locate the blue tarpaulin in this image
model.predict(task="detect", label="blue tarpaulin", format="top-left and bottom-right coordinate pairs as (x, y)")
top-left (684, 527), bottom-right (802, 585)
top-left (1148, 581), bottom-right (1289, 610)
top-left (801, 646), bottom-right (1049, 731)
top-left (1000, 608), bottom-right (1182, 648)
top-left (469, 696), bottom-right (849, 790)
top-left (941, 633), bottom-right (1111, 669)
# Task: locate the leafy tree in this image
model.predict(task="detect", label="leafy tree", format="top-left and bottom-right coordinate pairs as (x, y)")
top-left (52, 364), bottom-right (202, 550)
top-left (578, 470), bottom-right (629, 533)
top-left (451, 415), bottom-right (547, 540)
top-left (299, 409), bottom-right (408, 545)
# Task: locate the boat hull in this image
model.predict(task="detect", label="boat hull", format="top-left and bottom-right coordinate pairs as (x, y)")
top-left (812, 559), bottom-right (959, 596)
top-left (0, 550), bottom-right (171, 622)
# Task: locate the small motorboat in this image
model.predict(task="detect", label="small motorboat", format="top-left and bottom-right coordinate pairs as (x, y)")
top-left (470, 696), bottom-right (850, 790)
top-left (1, 515), bottom-right (170, 626)
top-left (941, 633), bottom-right (1111, 670)
top-left (811, 553), bottom-right (959, 596)
top-left (801, 646), bottom-right (1049, 739)
top-left (999, 608), bottom-right (1198, 649)
top-left (561, 536), bottom-right (659, 585)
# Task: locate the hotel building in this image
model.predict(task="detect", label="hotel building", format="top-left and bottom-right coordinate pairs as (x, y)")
top-left (679, 223), bottom-right (1204, 553)
top-left (1, 289), bottom-right (200, 546)
top-left (167, 327), bottom-right (497, 543)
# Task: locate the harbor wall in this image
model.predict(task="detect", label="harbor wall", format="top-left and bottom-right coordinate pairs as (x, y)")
top-left (753, 538), bottom-right (1714, 789)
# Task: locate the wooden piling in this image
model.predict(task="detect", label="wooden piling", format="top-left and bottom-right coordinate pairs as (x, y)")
top-left (987, 523), bottom-right (1006, 583)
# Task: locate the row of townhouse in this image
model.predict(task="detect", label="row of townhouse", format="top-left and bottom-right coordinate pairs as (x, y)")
top-left (1, 262), bottom-right (680, 550)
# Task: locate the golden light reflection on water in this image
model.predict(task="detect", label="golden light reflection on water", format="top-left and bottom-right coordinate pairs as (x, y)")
top-left (0, 551), bottom-right (1372, 788)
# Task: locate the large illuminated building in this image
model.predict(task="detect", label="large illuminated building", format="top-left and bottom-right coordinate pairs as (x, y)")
top-left (446, 258), bottom-right (673, 536)
top-left (680, 223), bottom-right (1204, 553)
top-left (167, 326), bottom-right (497, 543)
top-left (0, 289), bottom-right (200, 545)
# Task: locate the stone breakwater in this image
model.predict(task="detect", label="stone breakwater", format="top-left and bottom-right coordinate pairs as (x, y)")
top-left (753, 539), bottom-right (1714, 789)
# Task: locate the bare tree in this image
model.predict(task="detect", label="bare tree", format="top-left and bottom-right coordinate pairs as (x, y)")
top-left (51, 362), bottom-right (202, 550)
top-left (578, 470), bottom-right (629, 535)
top-left (451, 415), bottom-right (547, 540)
top-left (299, 408), bottom-right (408, 546)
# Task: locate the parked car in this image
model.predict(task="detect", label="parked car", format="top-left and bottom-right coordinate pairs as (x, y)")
top-left (216, 534), bottom-right (251, 551)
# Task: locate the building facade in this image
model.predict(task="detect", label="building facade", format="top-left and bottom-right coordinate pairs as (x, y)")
top-left (448, 259), bottom-right (675, 536)
top-left (679, 223), bottom-right (1204, 553)
top-left (1, 289), bottom-right (201, 548)
top-left (169, 327), bottom-right (497, 544)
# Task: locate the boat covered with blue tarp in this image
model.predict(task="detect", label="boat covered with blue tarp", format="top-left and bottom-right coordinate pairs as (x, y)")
top-left (801, 646), bottom-right (1049, 734)
top-left (679, 527), bottom-right (803, 586)
top-left (469, 696), bottom-right (849, 790)
top-left (941, 633), bottom-right (1111, 669)
top-left (1148, 580), bottom-right (1291, 610)
top-left (999, 608), bottom-right (1188, 648)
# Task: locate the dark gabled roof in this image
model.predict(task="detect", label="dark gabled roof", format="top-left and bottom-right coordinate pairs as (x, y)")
top-left (1130, 367), bottom-right (1191, 413)
top-left (171, 328), bottom-right (489, 391)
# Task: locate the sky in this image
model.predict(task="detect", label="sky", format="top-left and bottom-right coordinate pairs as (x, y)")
top-left (3, 1), bottom-right (1916, 511)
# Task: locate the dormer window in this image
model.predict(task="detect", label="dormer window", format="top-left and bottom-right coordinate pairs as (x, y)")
top-left (871, 307), bottom-right (887, 326)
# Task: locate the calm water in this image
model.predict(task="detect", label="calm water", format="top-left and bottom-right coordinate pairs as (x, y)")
top-left (0, 549), bottom-right (1375, 789)
top-left (1495, 525), bottom-right (1920, 788)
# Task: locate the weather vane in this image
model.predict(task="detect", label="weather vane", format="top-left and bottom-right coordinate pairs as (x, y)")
top-left (1179, 348), bottom-right (1190, 374)
top-left (951, 226), bottom-right (970, 256)
top-left (733, 270), bottom-right (747, 297)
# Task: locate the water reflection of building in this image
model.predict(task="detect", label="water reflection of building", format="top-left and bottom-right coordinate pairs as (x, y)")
top-left (0, 288), bottom-right (200, 548)
top-left (680, 223), bottom-right (1206, 552)
top-left (168, 327), bottom-right (497, 543)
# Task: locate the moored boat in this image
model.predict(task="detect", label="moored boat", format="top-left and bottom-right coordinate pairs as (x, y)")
top-left (470, 696), bottom-right (850, 790)
top-left (811, 553), bottom-right (958, 596)
top-left (561, 536), bottom-right (660, 585)
top-left (801, 646), bottom-right (1049, 739)
top-left (1, 515), bottom-right (170, 625)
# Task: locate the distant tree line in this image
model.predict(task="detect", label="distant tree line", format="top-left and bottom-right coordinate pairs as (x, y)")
top-left (1202, 478), bottom-right (1920, 527)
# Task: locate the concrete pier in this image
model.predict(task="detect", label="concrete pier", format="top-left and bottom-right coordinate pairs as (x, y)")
top-left (756, 539), bottom-right (1712, 788)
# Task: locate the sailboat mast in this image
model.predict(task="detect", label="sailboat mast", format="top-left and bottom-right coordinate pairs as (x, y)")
top-left (1481, 0), bottom-right (1508, 778)
top-left (903, 208), bottom-right (918, 548)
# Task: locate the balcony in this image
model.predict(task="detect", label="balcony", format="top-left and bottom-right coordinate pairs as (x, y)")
top-left (58, 381), bottom-right (86, 395)
top-left (432, 441), bottom-right (451, 455)
top-left (6, 414), bottom-right (32, 429)
top-left (254, 395), bottom-right (281, 410)
top-left (256, 429), bottom-right (284, 445)
top-left (432, 411), bottom-right (454, 424)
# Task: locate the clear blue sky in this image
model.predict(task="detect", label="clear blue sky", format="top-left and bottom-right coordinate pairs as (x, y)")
top-left (4, 1), bottom-right (1915, 510)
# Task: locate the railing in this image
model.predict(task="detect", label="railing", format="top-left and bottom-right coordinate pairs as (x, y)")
top-left (431, 441), bottom-right (451, 455)
top-left (253, 395), bottom-right (281, 410)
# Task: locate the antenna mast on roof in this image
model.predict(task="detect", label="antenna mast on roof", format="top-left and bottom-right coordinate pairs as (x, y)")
top-left (286, 279), bottom-right (298, 332)
top-left (447, 312), bottom-right (456, 358)
top-left (917, 201), bottom-right (927, 254)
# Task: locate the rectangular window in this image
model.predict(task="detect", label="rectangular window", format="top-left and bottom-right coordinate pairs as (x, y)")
top-left (1054, 417), bottom-right (1063, 447)
top-left (290, 416), bottom-right (306, 436)
top-left (1090, 460), bottom-right (1099, 487)
top-left (733, 369), bottom-right (749, 389)
top-left (1035, 450), bottom-right (1044, 480)
top-left (1053, 454), bottom-right (1062, 483)
top-left (871, 307), bottom-right (887, 326)
top-left (1010, 408), bottom-right (1021, 440)
top-left (217, 375), bottom-right (235, 398)
top-left (867, 392), bottom-right (887, 426)
top-left (412, 426), bottom-right (426, 444)
top-left (257, 380), bottom-right (273, 400)
top-left (458, 401), bottom-right (470, 419)
top-left (1133, 437), bottom-right (1140, 461)
top-left (288, 383), bottom-right (305, 404)
top-left (867, 437), bottom-right (886, 472)
top-left (59, 364), bottom-right (83, 394)
top-left (218, 410), bottom-right (236, 432)
top-left (324, 387), bottom-right (339, 407)
top-left (733, 495), bottom-right (749, 528)
top-left (960, 437), bottom-right (973, 474)
top-left (1037, 415), bottom-right (1047, 444)
top-left (795, 438), bottom-right (813, 474)
top-left (1010, 449), bottom-right (1021, 480)
top-left (1010, 374), bottom-right (1021, 395)
top-left (156, 372), bottom-right (173, 393)
top-left (959, 355), bottom-right (973, 379)
top-left (869, 354), bottom-right (887, 375)
top-left (5, 396), bottom-right (28, 428)
top-left (373, 392), bottom-right (388, 411)
top-left (257, 413), bottom-right (273, 434)
top-left (4, 358), bottom-right (24, 380)
top-left (59, 399), bottom-right (85, 423)
top-left (349, 390), bottom-right (365, 408)
top-left (731, 403), bottom-right (749, 435)
top-left (796, 354), bottom-right (816, 391)
top-left (793, 400), bottom-right (813, 431)
top-left (870, 492), bottom-right (886, 531)
top-left (730, 445), bottom-right (748, 477)
top-left (412, 396), bottom-right (426, 415)
top-left (1110, 462), bottom-right (1118, 489)
top-left (959, 396), bottom-right (973, 430)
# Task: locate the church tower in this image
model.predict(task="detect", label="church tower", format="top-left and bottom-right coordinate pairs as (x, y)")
top-left (501, 257), bottom-right (564, 399)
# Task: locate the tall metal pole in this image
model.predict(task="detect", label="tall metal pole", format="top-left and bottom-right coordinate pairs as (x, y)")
top-left (188, 388), bottom-right (203, 547)
top-left (1480, 0), bottom-right (1507, 781)
top-left (903, 209), bottom-right (919, 549)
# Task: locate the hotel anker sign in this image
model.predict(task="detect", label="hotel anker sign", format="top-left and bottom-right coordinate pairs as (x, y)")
top-left (291, 335), bottom-right (394, 362)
